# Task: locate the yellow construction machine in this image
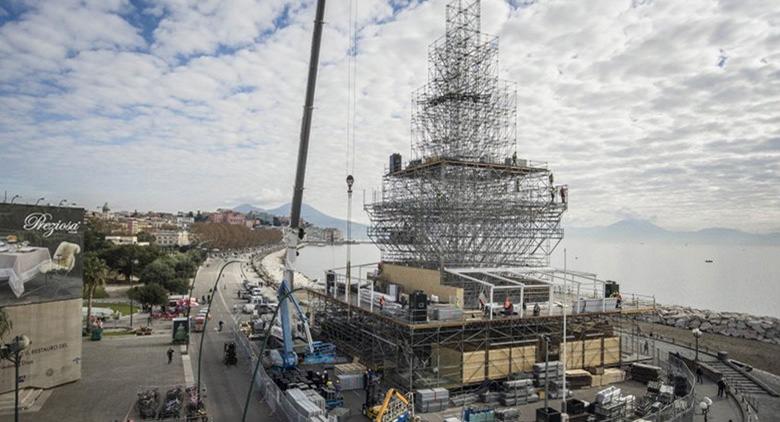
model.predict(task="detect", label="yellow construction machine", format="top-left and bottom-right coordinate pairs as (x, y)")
top-left (364, 388), bottom-right (412, 422)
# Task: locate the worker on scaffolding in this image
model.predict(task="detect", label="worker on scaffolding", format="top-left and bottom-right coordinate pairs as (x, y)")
top-left (503, 297), bottom-right (514, 316)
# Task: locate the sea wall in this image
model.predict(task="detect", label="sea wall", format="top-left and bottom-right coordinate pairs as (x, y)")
top-left (638, 305), bottom-right (780, 345)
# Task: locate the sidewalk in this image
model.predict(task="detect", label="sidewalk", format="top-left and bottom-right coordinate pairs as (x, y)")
top-left (0, 321), bottom-right (186, 421)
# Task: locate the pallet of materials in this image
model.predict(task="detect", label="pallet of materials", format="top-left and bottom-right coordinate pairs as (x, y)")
top-left (415, 387), bottom-right (450, 413)
top-left (494, 407), bottom-right (519, 422)
top-left (450, 393), bottom-right (479, 407)
top-left (565, 369), bottom-right (592, 389)
top-left (630, 363), bottom-right (662, 383)
top-left (499, 379), bottom-right (538, 406)
top-left (533, 361), bottom-right (564, 386)
top-left (336, 373), bottom-right (364, 391)
top-left (430, 306), bottom-right (463, 321)
top-left (601, 368), bottom-right (625, 384)
top-left (464, 408), bottom-right (495, 422)
top-left (327, 407), bottom-right (350, 422)
top-left (284, 388), bottom-right (325, 418)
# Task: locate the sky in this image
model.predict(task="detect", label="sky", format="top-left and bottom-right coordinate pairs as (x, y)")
top-left (0, 0), bottom-right (778, 232)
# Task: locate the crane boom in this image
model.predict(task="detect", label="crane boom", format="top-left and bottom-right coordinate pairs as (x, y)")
top-left (279, 0), bottom-right (327, 368)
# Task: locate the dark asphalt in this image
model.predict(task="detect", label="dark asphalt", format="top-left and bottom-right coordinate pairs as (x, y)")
top-left (189, 258), bottom-right (270, 421)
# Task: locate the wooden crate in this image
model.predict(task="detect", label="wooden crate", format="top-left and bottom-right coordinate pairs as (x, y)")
top-left (510, 345), bottom-right (537, 373)
top-left (488, 348), bottom-right (510, 379)
top-left (603, 337), bottom-right (620, 365)
top-left (463, 350), bottom-right (486, 383)
top-left (563, 340), bottom-right (584, 369)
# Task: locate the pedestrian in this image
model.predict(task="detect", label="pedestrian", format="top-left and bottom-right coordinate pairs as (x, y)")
top-left (218, 320), bottom-right (224, 332)
top-left (379, 296), bottom-right (385, 312)
top-left (167, 347), bottom-right (174, 364)
top-left (696, 366), bottom-right (703, 383)
top-left (643, 340), bottom-right (649, 354)
top-left (717, 378), bottom-right (726, 398)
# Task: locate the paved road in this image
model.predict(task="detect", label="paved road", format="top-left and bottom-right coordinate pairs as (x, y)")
top-left (189, 257), bottom-right (270, 422)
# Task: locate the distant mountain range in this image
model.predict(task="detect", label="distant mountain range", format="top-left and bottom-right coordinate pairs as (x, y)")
top-left (233, 203), bottom-right (369, 239)
top-left (233, 203), bottom-right (779, 245)
top-left (567, 219), bottom-right (780, 245)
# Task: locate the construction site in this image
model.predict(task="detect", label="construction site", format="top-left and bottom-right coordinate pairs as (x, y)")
top-left (289, 1), bottom-right (694, 421)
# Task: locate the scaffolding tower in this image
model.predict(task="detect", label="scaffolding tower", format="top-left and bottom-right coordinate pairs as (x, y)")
top-left (365, 0), bottom-right (568, 269)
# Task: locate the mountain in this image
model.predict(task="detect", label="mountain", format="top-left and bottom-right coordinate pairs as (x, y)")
top-left (567, 218), bottom-right (780, 245)
top-left (233, 203), bottom-right (370, 239)
top-left (233, 203), bottom-right (265, 214)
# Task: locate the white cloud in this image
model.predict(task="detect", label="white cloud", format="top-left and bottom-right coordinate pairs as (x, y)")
top-left (0, 0), bottom-right (778, 232)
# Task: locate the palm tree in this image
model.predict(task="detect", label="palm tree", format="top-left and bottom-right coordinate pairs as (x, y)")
top-left (84, 253), bottom-right (110, 333)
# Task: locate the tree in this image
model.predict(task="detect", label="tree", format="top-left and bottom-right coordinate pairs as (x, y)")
top-left (83, 253), bottom-right (110, 332)
top-left (173, 256), bottom-right (197, 279)
top-left (139, 258), bottom-right (175, 286)
top-left (128, 284), bottom-right (168, 308)
top-left (101, 244), bottom-right (163, 282)
top-left (84, 218), bottom-right (112, 253)
top-left (137, 231), bottom-right (156, 243)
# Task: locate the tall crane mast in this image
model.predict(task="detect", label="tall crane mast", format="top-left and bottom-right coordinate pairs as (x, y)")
top-left (278, 0), bottom-right (327, 368)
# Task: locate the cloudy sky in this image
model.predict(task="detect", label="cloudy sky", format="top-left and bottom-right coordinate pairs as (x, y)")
top-left (1, 0), bottom-right (778, 232)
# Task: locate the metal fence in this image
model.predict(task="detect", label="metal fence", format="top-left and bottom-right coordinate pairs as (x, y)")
top-left (637, 352), bottom-right (696, 422)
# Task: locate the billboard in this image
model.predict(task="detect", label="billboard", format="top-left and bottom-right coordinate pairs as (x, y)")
top-left (0, 204), bottom-right (85, 307)
top-left (0, 298), bottom-right (83, 392)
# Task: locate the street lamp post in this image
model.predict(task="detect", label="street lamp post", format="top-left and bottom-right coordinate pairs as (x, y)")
top-left (34, 197), bottom-right (45, 205)
top-left (129, 258), bottom-right (139, 328)
top-left (1, 335), bottom-right (32, 422)
top-left (692, 328), bottom-right (702, 363)
top-left (345, 175), bottom-right (354, 314)
top-left (10, 195), bottom-right (20, 204)
top-left (58, 199), bottom-right (68, 206)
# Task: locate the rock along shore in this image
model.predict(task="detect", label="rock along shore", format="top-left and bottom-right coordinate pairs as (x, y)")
top-left (638, 305), bottom-right (780, 345)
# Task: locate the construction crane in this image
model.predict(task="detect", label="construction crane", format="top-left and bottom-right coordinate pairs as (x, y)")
top-left (273, 0), bottom-right (334, 369)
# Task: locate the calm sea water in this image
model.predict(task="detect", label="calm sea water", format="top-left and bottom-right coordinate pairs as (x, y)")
top-left (296, 239), bottom-right (780, 318)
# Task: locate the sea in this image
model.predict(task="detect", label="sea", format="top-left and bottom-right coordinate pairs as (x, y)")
top-left (295, 239), bottom-right (780, 319)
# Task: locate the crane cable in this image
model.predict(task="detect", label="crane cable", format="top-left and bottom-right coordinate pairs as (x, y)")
top-left (346, 0), bottom-right (358, 176)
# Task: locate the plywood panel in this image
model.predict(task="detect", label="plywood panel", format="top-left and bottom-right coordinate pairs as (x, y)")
top-left (488, 348), bottom-right (510, 379)
top-left (584, 338), bottom-right (603, 368)
top-left (510, 345), bottom-right (537, 373)
top-left (381, 264), bottom-right (464, 305)
top-left (563, 340), bottom-right (584, 369)
top-left (463, 350), bottom-right (486, 383)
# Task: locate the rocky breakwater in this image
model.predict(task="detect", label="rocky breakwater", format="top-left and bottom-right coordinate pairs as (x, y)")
top-left (639, 306), bottom-right (780, 345)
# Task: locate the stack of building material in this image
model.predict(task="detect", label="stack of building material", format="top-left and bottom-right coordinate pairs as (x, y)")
top-left (494, 407), bottom-right (519, 422)
top-left (464, 408), bottom-right (495, 422)
top-left (430, 305), bottom-right (463, 321)
top-left (548, 379), bottom-right (571, 400)
top-left (533, 361), bottom-right (564, 387)
top-left (479, 391), bottom-right (501, 405)
top-left (565, 369), bottom-right (593, 389)
top-left (303, 389), bottom-right (326, 411)
top-left (327, 407), bottom-right (350, 422)
top-left (335, 362), bottom-right (365, 391)
top-left (658, 384), bottom-right (675, 404)
top-left (499, 379), bottom-right (537, 406)
top-left (284, 388), bottom-right (325, 418)
top-left (415, 388), bottom-right (449, 413)
top-left (601, 368), bottom-right (625, 385)
top-left (630, 363), bottom-right (662, 383)
top-left (450, 393), bottom-right (479, 407)
top-left (593, 386), bottom-right (636, 421)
